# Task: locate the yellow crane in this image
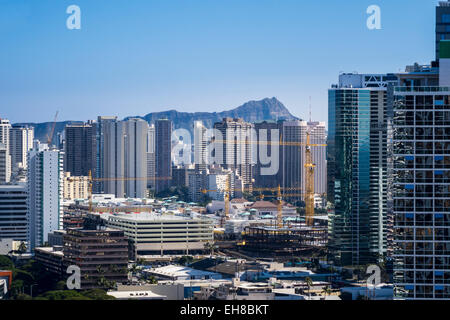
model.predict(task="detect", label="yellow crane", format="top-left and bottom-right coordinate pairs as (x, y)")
top-left (276, 185), bottom-right (283, 229)
top-left (305, 132), bottom-right (315, 226)
top-left (223, 174), bottom-right (230, 226)
top-left (202, 185), bottom-right (303, 229)
top-left (200, 133), bottom-right (326, 227)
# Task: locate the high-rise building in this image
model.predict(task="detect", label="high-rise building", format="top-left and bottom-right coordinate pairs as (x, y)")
top-left (0, 185), bottom-right (28, 245)
top-left (391, 41), bottom-right (450, 300)
top-left (95, 116), bottom-right (118, 193)
top-left (147, 124), bottom-right (156, 191)
top-left (328, 73), bottom-right (398, 266)
top-left (253, 121), bottom-right (282, 190)
top-left (188, 171), bottom-right (208, 203)
top-left (27, 143), bottom-right (64, 250)
top-left (102, 118), bottom-right (148, 198)
top-left (0, 144), bottom-right (11, 184)
top-left (193, 121), bottom-right (208, 172)
top-left (213, 118), bottom-right (254, 192)
top-left (281, 120), bottom-right (307, 203)
top-left (0, 119), bottom-right (11, 149)
top-left (155, 119), bottom-right (172, 194)
top-left (436, 1), bottom-right (450, 61)
top-left (64, 123), bottom-right (96, 177)
top-left (9, 126), bottom-right (34, 171)
top-left (308, 121), bottom-right (327, 196)
top-left (0, 119), bottom-right (11, 184)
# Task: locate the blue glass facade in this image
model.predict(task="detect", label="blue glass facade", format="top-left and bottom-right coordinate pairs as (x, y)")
top-left (328, 87), bottom-right (388, 266)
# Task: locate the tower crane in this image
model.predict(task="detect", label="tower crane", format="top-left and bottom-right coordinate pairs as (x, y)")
top-left (305, 132), bottom-right (316, 226)
top-left (201, 133), bottom-right (326, 227)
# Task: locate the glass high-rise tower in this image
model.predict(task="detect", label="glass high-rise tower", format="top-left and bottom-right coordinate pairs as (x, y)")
top-left (328, 73), bottom-right (397, 266)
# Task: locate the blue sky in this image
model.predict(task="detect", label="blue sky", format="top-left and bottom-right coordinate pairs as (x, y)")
top-left (0, 0), bottom-right (438, 124)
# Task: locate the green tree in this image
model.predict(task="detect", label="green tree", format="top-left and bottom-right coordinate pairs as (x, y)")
top-left (0, 255), bottom-right (14, 269)
top-left (304, 277), bottom-right (313, 300)
top-left (39, 290), bottom-right (90, 300)
top-left (204, 241), bottom-right (216, 258)
top-left (10, 280), bottom-right (25, 297)
top-left (147, 276), bottom-right (158, 285)
top-left (178, 256), bottom-right (194, 266)
top-left (55, 281), bottom-right (67, 291)
top-left (83, 289), bottom-right (116, 300)
top-left (15, 293), bottom-right (33, 300)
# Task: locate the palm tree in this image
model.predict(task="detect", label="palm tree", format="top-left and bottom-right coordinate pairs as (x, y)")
top-left (204, 241), bottom-right (215, 258)
top-left (129, 264), bottom-right (138, 276)
top-left (322, 285), bottom-right (332, 299)
top-left (304, 277), bottom-right (313, 300)
top-left (18, 242), bottom-right (27, 254)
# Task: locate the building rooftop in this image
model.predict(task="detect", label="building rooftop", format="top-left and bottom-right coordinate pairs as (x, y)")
top-left (104, 212), bottom-right (211, 223)
top-left (250, 201), bottom-right (278, 209)
top-left (34, 247), bottom-right (64, 257)
top-left (145, 265), bottom-right (222, 279)
top-left (106, 290), bottom-right (166, 300)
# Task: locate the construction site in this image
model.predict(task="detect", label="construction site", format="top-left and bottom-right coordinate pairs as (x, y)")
top-left (202, 131), bottom-right (329, 261)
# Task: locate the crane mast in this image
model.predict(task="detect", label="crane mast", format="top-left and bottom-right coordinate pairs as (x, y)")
top-left (305, 132), bottom-right (316, 226)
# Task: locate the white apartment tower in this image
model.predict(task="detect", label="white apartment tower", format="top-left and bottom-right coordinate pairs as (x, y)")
top-left (0, 119), bottom-right (12, 183)
top-left (147, 124), bottom-right (156, 191)
top-left (102, 118), bottom-right (148, 198)
top-left (9, 126), bottom-right (34, 170)
top-left (27, 143), bottom-right (64, 250)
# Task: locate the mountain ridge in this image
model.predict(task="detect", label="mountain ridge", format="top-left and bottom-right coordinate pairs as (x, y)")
top-left (15, 97), bottom-right (299, 144)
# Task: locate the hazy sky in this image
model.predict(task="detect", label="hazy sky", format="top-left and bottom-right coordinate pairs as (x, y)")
top-left (0, 0), bottom-right (437, 124)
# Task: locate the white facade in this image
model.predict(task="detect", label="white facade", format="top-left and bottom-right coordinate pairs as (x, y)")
top-left (103, 118), bottom-right (148, 198)
top-left (0, 119), bottom-right (11, 184)
top-left (0, 119), bottom-right (11, 151)
top-left (27, 146), bottom-right (64, 249)
top-left (207, 173), bottom-right (229, 201)
top-left (105, 212), bottom-right (214, 255)
top-left (0, 144), bottom-right (11, 184)
top-left (9, 126), bottom-right (34, 170)
top-left (147, 125), bottom-right (156, 190)
top-left (63, 172), bottom-right (89, 200)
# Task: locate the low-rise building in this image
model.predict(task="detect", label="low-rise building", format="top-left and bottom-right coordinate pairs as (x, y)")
top-left (0, 239), bottom-right (23, 255)
top-left (144, 265), bottom-right (222, 281)
top-left (104, 212), bottom-right (214, 256)
top-left (34, 246), bottom-right (65, 277)
top-left (63, 172), bottom-right (89, 200)
top-left (340, 284), bottom-right (394, 300)
top-left (0, 270), bottom-right (12, 300)
top-left (63, 228), bottom-right (129, 290)
top-left (110, 283), bottom-right (185, 300)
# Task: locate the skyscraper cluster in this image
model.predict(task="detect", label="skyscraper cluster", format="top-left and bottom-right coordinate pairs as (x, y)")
top-left (326, 1), bottom-right (450, 299)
